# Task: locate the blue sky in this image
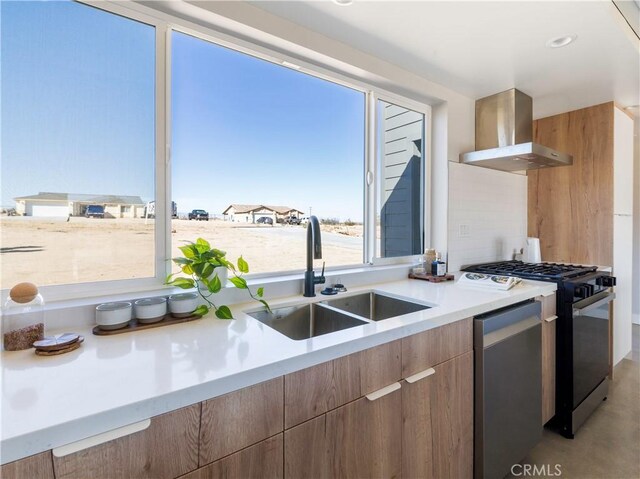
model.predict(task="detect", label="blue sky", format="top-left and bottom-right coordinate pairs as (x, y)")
top-left (1, 1), bottom-right (365, 221)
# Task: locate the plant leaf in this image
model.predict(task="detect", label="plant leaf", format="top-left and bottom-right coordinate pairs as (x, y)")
top-left (167, 277), bottom-right (195, 289)
top-left (172, 257), bottom-right (191, 265)
top-left (211, 248), bottom-right (226, 258)
top-left (196, 237), bottom-right (210, 249)
top-left (193, 304), bottom-right (209, 316)
top-left (237, 256), bottom-right (249, 274)
top-left (258, 299), bottom-right (272, 313)
top-left (201, 263), bottom-right (214, 279)
top-left (179, 244), bottom-right (197, 259)
top-left (181, 264), bottom-right (194, 275)
top-left (256, 287), bottom-right (264, 297)
top-left (208, 274), bottom-right (222, 293)
top-left (229, 276), bottom-right (247, 289)
top-left (215, 305), bottom-right (233, 319)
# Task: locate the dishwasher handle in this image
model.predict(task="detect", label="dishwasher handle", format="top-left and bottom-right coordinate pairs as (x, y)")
top-left (482, 315), bottom-right (541, 348)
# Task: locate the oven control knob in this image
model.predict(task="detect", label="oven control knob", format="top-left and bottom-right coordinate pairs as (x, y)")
top-left (596, 276), bottom-right (616, 287)
top-left (575, 285), bottom-right (592, 299)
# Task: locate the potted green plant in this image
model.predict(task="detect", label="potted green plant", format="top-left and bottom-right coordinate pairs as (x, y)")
top-left (165, 238), bottom-right (269, 319)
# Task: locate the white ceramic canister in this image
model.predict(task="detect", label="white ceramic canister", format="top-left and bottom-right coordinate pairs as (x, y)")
top-left (134, 297), bottom-right (167, 324)
top-left (168, 293), bottom-right (200, 318)
top-left (96, 302), bottom-right (132, 331)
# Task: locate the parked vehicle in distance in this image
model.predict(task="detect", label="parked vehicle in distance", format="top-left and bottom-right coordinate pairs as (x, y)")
top-left (85, 205), bottom-right (105, 218)
top-left (283, 215), bottom-right (301, 225)
top-left (188, 209), bottom-right (209, 221)
top-left (257, 216), bottom-right (273, 225)
top-left (299, 216), bottom-right (309, 225)
top-left (144, 201), bottom-right (178, 219)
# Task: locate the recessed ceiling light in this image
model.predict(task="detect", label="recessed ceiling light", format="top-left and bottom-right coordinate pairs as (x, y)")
top-left (545, 35), bottom-right (577, 48)
top-left (333, 0), bottom-right (354, 6)
top-left (281, 61), bottom-right (301, 70)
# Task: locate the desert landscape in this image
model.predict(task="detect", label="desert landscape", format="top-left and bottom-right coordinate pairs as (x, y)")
top-left (0, 216), bottom-right (364, 289)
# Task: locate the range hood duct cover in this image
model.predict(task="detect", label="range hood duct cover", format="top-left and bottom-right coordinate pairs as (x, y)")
top-left (460, 89), bottom-right (573, 171)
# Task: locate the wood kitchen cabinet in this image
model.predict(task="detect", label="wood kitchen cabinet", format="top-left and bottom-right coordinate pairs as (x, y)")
top-left (52, 404), bottom-right (201, 479)
top-left (539, 292), bottom-right (557, 424)
top-left (0, 451), bottom-right (55, 479)
top-left (402, 350), bottom-right (473, 479)
top-left (285, 388), bottom-right (402, 479)
top-left (179, 435), bottom-right (283, 479)
top-left (199, 377), bottom-right (283, 466)
top-left (284, 340), bottom-right (401, 428)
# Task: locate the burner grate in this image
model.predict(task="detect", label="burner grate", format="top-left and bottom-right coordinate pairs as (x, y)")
top-left (463, 260), bottom-right (597, 281)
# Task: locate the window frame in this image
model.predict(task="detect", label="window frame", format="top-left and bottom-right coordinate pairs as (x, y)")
top-left (2, 0), bottom-right (432, 301)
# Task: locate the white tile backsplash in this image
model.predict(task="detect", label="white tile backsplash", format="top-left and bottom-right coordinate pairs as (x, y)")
top-left (447, 162), bottom-right (527, 271)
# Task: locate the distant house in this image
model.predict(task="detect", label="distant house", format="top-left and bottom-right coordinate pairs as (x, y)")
top-left (14, 192), bottom-right (146, 218)
top-left (222, 204), bottom-right (304, 223)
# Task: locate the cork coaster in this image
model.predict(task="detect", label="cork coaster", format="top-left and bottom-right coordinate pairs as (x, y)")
top-left (35, 336), bottom-right (84, 356)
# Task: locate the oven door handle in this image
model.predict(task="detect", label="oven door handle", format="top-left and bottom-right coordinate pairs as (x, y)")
top-left (573, 292), bottom-right (615, 316)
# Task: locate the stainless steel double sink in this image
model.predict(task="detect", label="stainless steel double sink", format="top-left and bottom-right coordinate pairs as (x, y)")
top-left (247, 292), bottom-right (432, 340)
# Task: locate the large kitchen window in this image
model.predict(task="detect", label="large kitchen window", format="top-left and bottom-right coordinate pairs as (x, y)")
top-left (0, 0), bottom-right (157, 289)
top-left (0, 0), bottom-right (430, 296)
top-left (171, 31), bottom-right (366, 274)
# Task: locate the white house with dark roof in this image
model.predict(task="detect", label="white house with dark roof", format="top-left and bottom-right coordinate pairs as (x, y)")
top-left (222, 204), bottom-right (304, 223)
top-left (14, 192), bottom-right (146, 218)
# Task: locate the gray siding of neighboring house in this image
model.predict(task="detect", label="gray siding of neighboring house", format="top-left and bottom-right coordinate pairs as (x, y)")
top-left (380, 102), bottom-right (423, 257)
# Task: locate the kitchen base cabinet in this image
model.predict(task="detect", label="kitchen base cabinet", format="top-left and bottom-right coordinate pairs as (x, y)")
top-left (539, 293), bottom-right (557, 425)
top-left (0, 451), bottom-right (54, 479)
top-left (285, 389), bottom-right (402, 479)
top-left (52, 404), bottom-right (201, 479)
top-left (199, 377), bottom-right (284, 466)
top-left (402, 351), bottom-right (473, 479)
top-left (179, 435), bottom-right (283, 479)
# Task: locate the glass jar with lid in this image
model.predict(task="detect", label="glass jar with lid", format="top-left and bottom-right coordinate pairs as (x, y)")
top-left (2, 283), bottom-right (45, 351)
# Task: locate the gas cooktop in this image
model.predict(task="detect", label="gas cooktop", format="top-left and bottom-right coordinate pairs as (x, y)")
top-left (462, 260), bottom-right (597, 282)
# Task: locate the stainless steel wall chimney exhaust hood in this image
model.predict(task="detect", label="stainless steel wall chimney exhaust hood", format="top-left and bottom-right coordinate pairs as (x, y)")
top-left (460, 89), bottom-right (572, 172)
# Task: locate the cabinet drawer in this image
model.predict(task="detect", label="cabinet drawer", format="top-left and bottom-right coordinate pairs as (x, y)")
top-left (285, 352), bottom-right (360, 429)
top-left (1, 451), bottom-right (54, 479)
top-left (180, 435), bottom-right (283, 479)
top-left (284, 340), bottom-right (401, 428)
top-left (52, 404), bottom-right (200, 479)
top-left (200, 377), bottom-right (283, 465)
top-left (402, 318), bottom-right (472, 377)
top-left (284, 388), bottom-right (402, 479)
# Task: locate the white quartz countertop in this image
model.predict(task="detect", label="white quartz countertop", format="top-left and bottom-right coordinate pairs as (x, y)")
top-left (0, 276), bottom-right (556, 464)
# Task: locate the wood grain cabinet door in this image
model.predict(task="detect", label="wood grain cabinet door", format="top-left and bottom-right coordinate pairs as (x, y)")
top-left (200, 377), bottom-right (284, 466)
top-left (0, 451), bottom-right (55, 479)
top-left (284, 387), bottom-right (402, 479)
top-left (52, 404), bottom-right (201, 479)
top-left (402, 319), bottom-right (472, 378)
top-left (179, 435), bottom-right (283, 479)
top-left (402, 351), bottom-right (473, 479)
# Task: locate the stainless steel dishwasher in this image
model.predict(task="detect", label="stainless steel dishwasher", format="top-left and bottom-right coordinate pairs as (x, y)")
top-left (474, 300), bottom-right (542, 479)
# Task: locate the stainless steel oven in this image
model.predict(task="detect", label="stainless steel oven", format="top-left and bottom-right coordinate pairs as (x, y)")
top-left (570, 290), bottom-right (615, 431)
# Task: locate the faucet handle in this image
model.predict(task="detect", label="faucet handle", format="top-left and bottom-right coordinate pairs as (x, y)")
top-left (315, 261), bottom-right (326, 285)
top-left (321, 261), bottom-right (325, 277)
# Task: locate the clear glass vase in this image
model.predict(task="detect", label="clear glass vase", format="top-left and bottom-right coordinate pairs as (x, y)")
top-left (2, 293), bottom-right (45, 351)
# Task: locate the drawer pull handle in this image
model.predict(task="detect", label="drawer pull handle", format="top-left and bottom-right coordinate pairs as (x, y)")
top-left (365, 382), bottom-right (401, 401)
top-left (405, 367), bottom-right (436, 384)
top-left (52, 419), bottom-right (151, 457)
top-left (544, 315), bottom-right (558, 323)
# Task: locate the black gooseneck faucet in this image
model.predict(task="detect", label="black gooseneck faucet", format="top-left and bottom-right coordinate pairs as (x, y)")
top-left (303, 215), bottom-right (325, 297)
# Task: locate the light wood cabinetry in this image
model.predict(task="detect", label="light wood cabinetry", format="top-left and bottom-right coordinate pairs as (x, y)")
top-left (285, 319), bottom-right (473, 479)
top-left (199, 377), bottom-right (283, 466)
top-left (284, 340), bottom-right (401, 428)
top-left (530, 102), bottom-right (634, 366)
top-left (402, 351), bottom-right (473, 479)
top-left (179, 435), bottom-right (283, 479)
top-left (0, 451), bottom-right (55, 479)
top-left (52, 404), bottom-right (200, 479)
top-left (285, 388), bottom-right (402, 479)
top-left (538, 292), bottom-right (557, 425)
top-left (402, 317), bottom-right (472, 377)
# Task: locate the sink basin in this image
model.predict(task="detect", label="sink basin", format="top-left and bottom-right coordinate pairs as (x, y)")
top-left (248, 303), bottom-right (367, 340)
top-left (324, 292), bottom-right (431, 321)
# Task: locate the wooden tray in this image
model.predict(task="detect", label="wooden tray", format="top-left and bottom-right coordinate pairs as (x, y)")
top-left (409, 272), bottom-right (455, 283)
top-left (92, 313), bottom-right (202, 336)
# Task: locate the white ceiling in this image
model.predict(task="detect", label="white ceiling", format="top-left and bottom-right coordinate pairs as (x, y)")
top-left (247, 0), bottom-right (640, 119)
